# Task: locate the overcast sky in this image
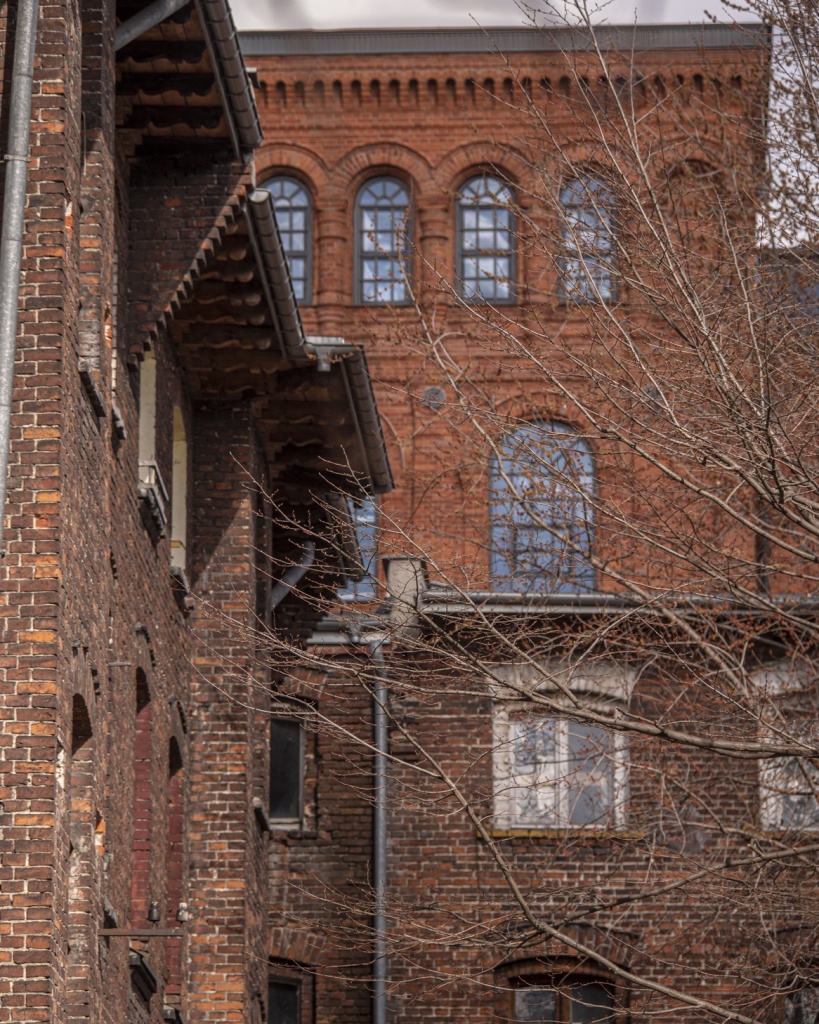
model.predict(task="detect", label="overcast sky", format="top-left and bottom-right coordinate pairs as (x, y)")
top-left (232, 0), bottom-right (758, 33)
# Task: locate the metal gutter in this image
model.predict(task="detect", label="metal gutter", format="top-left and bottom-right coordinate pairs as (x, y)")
top-left (418, 589), bottom-right (819, 617)
top-left (305, 339), bottom-right (393, 495)
top-left (243, 195), bottom-right (394, 497)
top-left (0, 0), bottom-right (39, 557)
top-left (195, 0), bottom-right (262, 157)
top-left (238, 23), bottom-right (766, 57)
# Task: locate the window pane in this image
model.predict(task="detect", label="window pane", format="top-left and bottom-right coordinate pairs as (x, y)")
top-left (569, 984), bottom-right (614, 1023)
top-left (269, 981), bottom-right (299, 1024)
top-left (357, 177), bottom-right (410, 304)
top-left (338, 498), bottom-right (378, 602)
top-left (269, 719), bottom-right (302, 820)
top-left (560, 176), bottom-right (616, 303)
top-left (785, 988), bottom-right (819, 1024)
top-left (515, 988), bottom-right (558, 1023)
top-left (490, 422), bottom-right (595, 592)
top-left (458, 174), bottom-right (514, 302)
top-left (262, 176), bottom-right (312, 303)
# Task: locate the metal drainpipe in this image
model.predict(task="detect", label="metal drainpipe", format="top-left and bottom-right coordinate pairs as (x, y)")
top-left (0, 0), bottom-right (39, 558)
top-left (114, 0), bottom-right (191, 51)
top-left (367, 634), bottom-right (389, 1024)
top-left (268, 541), bottom-right (316, 612)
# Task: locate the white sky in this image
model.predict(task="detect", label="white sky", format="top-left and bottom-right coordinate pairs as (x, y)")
top-left (232, 0), bottom-right (758, 32)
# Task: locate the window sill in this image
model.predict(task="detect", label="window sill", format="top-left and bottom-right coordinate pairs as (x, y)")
top-left (485, 827), bottom-right (640, 840)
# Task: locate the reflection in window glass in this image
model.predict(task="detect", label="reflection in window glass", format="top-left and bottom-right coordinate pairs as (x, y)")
top-left (458, 175), bottom-right (514, 302)
top-left (356, 177), bottom-right (410, 304)
top-left (263, 176), bottom-right (312, 302)
top-left (761, 722), bottom-right (819, 831)
top-left (785, 988), bottom-right (819, 1024)
top-left (490, 422), bottom-right (595, 593)
top-left (504, 716), bottom-right (622, 828)
top-left (338, 498), bottom-right (378, 602)
top-left (560, 176), bottom-right (616, 303)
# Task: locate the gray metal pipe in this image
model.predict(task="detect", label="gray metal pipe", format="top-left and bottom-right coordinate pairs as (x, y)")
top-left (0, 0), bottom-right (39, 558)
top-left (368, 635), bottom-right (388, 1024)
top-left (115, 0), bottom-right (190, 51)
top-left (268, 541), bottom-right (315, 612)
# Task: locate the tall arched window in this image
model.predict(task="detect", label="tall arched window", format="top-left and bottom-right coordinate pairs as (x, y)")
top-left (457, 174), bottom-right (514, 302)
top-left (263, 176), bottom-right (312, 302)
top-left (490, 422), bottom-right (595, 592)
top-left (559, 175), bottom-right (616, 303)
top-left (355, 177), bottom-right (410, 304)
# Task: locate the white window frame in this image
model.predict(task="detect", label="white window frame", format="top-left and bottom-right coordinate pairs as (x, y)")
top-left (759, 723), bottom-right (819, 833)
top-left (493, 705), bottom-right (628, 830)
top-left (752, 662), bottom-right (819, 834)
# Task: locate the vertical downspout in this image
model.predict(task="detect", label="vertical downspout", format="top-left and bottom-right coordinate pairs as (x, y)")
top-left (0, 0), bottom-right (39, 555)
top-left (368, 635), bottom-right (388, 1024)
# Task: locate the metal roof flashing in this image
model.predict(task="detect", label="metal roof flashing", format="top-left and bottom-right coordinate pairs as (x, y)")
top-left (238, 23), bottom-right (767, 57)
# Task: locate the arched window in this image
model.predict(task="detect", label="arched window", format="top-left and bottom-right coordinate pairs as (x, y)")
top-left (457, 174), bottom-right (514, 302)
top-left (355, 177), bottom-right (410, 304)
top-left (559, 175), bottom-right (616, 303)
top-left (490, 422), bottom-right (595, 592)
top-left (263, 176), bottom-right (312, 302)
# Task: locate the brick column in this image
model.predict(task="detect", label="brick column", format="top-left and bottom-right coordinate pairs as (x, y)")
top-left (187, 406), bottom-right (269, 1024)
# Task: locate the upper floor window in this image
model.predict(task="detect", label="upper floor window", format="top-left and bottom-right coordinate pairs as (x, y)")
top-left (263, 176), bottom-right (312, 302)
top-left (338, 497), bottom-right (378, 602)
top-left (494, 709), bottom-right (627, 830)
top-left (457, 174), bottom-right (514, 302)
top-left (356, 177), bottom-right (410, 304)
top-left (559, 175), bottom-right (616, 303)
top-left (490, 422), bottom-right (595, 593)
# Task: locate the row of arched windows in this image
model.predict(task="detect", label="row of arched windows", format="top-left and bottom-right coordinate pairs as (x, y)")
top-left (341, 421), bottom-right (595, 599)
top-left (263, 172), bottom-right (616, 306)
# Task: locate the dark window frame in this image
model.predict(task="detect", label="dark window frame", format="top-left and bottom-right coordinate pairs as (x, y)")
top-left (269, 709), bottom-right (305, 825)
top-left (337, 496), bottom-right (379, 603)
top-left (558, 173), bottom-right (618, 305)
top-left (354, 176), bottom-right (412, 306)
top-left (488, 420), bottom-right (596, 593)
top-left (268, 976), bottom-right (301, 1024)
top-left (499, 961), bottom-right (627, 1024)
top-left (262, 175), bottom-right (313, 304)
top-left (456, 173), bottom-right (516, 304)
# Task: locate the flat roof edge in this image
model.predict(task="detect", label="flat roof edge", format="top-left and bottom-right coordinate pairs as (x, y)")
top-left (238, 23), bottom-right (767, 57)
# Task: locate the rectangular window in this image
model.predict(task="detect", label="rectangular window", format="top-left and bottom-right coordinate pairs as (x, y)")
top-left (269, 718), bottom-right (303, 823)
top-left (760, 723), bottom-right (819, 832)
top-left (515, 983), bottom-right (614, 1023)
top-left (269, 980), bottom-right (300, 1024)
top-left (338, 498), bottom-right (378, 603)
top-left (494, 710), bottom-right (627, 829)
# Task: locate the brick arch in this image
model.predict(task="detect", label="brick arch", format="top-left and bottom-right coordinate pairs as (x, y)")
top-left (255, 144), bottom-right (330, 197)
top-left (330, 143), bottom-right (434, 202)
top-left (434, 142), bottom-right (532, 198)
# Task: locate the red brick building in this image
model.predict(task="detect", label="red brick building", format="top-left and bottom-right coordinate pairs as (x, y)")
top-left (0, 3), bottom-right (390, 1023)
top-left (236, 23), bottom-right (817, 1024)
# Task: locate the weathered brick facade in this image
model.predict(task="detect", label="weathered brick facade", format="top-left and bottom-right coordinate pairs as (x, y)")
top-left (0, 3), bottom-right (390, 1022)
top-left (239, 24), bottom-right (798, 1024)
